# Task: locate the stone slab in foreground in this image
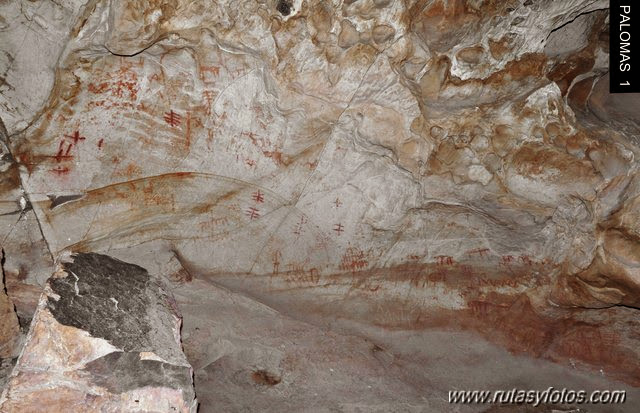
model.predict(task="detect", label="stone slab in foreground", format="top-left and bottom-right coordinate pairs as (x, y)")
top-left (0, 253), bottom-right (197, 412)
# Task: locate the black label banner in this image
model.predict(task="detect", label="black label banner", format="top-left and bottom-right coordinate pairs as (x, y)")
top-left (611, 1), bottom-right (638, 93)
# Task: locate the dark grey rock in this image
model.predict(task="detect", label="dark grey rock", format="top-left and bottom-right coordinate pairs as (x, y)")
top-left (47, 253), bottom-right (152, 352)
top-left (84, 351), bottom-right (194, 401)
top-left (47, 252), bottom-right (190, 367)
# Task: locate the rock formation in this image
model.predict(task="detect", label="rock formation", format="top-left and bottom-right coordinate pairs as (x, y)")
top-left (0, 253), bottom-right (197, 412)
top-left (0, 251), bottom-right (20, 361)
top-left (0, 0), bottom-right (639, 411)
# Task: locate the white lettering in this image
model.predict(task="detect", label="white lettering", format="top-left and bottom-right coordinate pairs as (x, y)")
top-left (621, 13), bottom-right (630, 25)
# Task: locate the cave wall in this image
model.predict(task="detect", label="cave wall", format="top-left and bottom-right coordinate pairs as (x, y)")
top-left (1, 0), bottom-right (640, 389)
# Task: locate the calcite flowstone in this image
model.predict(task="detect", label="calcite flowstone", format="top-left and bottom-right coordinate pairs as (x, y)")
top-left (0, 253), bottom-right (197, 412)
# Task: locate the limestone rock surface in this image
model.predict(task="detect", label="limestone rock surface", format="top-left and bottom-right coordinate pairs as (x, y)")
top-left (169, 276), bottom-right (640, 413)
top-left (0, 0), bottom-right (639, 410)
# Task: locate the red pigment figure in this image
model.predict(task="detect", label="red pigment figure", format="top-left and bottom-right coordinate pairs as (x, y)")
top-left (501, 255), bottom-right (515, 264)
top-left (246, 207), bottom-right (260, 220)
top-left (64, 130), bottom-right (86, 145)
top-left (252, 190), bottom-right (264, 203)
top-left (293, 216), bottom-right (307, 236)
top-left (519, 255), bottom-right (533, 265)
top-left (272, 251), bottom-right (281, 275)
top-left (467, 248), bottom-right (490, 257)
top-left (334, 198), bottom-right (342, 208)
top-left (50, 166), bottom-right (70, 175)
top-left (164, 110), bottom-right (182, 127)
top-left (333, 223), bottom-right (344, 235)
top-left (54, 141), bottom-right (73, 163)
top-left (202, 90), bottom-right (214, 114)
top-left (199, 65), bottom-right (220, 83)
top-left (435, 255), bottom-right (454, 266)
